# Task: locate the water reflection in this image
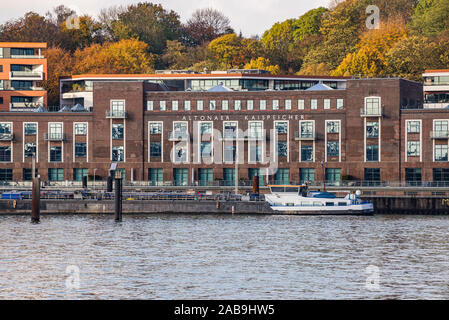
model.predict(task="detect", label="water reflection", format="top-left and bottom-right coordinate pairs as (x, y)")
top-left (0, 214), bottom-right (449, 299)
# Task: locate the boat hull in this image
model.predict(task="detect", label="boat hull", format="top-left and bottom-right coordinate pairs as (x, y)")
top-left (268, 204), bottom-right (374, 216)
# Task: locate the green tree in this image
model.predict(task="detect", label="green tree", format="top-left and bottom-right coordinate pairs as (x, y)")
top-left (410, 0), bottom-right (449, 36)
top-left (292, 7), bottom-right (328, 42)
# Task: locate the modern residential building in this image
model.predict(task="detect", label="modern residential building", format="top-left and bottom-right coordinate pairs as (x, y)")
top-left (423, 69), bottom-right (449, 109)
top-left (0, 42), bottom-right (47, 112)
top-left (2, 67), bottom-right (449, 187)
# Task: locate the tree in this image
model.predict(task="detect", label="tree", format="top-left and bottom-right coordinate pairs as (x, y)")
top-left (297, 63), bottom-right (332, 76)
top-left (244, 57), bottom-right (281, 75)
top-left (60, 15), bottom-right (104, 52)
top-left (385, 35), bottom-right (441, 80)
top-left (208, 33), bottom-right (262, 69)
top-left (182, 8), bottom-right (233, 46)
top-left (40, 48), bottom-right (75, 106)
top-left (410, 0), bottom-right (449, 36)
top-left (332, 19), bottom-right (407, 77)
top-left (292, 7), bottom-right (328, 42)
top-left (107, 2), bottom-right (181, 55)
top-left (73, 39), bottom-right (155, 74)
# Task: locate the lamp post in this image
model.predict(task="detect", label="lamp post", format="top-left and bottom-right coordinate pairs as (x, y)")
top-left (93, 168), bottom-right (97, 191)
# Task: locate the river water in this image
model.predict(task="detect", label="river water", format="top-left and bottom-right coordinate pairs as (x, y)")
top-left (0, 214), bottom-right (448, 300)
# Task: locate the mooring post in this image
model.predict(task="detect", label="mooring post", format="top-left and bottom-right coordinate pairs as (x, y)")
top-left (114, 171), bottom-right (122, 222)
top-left (252, 175), bottom-right (259, 195)
top-left (31, 177), bottom-right (40, 223)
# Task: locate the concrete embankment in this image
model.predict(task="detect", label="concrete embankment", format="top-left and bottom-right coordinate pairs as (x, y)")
top-left (0, 199), bottom-right (274, 215)
top-left (1, 196), bottom-right (449, 215)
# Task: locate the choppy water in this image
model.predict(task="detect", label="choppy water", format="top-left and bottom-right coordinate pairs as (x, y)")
top-left (0, 214), bottom-right (449, 299)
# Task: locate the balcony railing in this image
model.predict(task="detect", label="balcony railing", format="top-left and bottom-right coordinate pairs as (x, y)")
top-left (0, 133), bottom-right (14, 141)
top-left (10, 55), bottom-right (44, 59)
top-left (44, 133), bottom-right (65, 141)
top-left (168, 131), bottom-right (190, 141)
top-left (295, 131), bottom-right (316, 141)
top-left (360, 107), bottom-right (383, 117)
top-left (430, 131), bottom-right (449, 139)
top-left (106, 110), bottom-right (128, 119)
top-left (9, 71), bottom-right (43, 80)
top-left (9, 102), bottom-right (43, 109)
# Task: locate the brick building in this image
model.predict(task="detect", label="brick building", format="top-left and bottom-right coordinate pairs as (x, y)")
top-left (1, 66), bottom-right (449, 187)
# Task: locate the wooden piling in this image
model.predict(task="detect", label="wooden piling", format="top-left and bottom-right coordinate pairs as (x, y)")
top-left (114, 173), bottom-right (122, 222)
top-left (31, 177), bottom-right (40, 223)
top-left (252, 176), bottom-right (259, 195)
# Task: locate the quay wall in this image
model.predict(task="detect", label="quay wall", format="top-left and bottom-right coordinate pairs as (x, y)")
top-left (1, 197), bottom-right (449, 215)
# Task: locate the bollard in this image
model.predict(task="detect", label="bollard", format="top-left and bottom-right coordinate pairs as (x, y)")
top-left (31, 177), bottom-right (40, 223)
top-left (114, 175), bottom-right (122, 222)
top-left (232, 205), bottom-right (235, 215)
top-left (252, 176), bottom-right (260, 195)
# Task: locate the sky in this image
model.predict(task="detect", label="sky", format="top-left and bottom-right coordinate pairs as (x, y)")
top-left (0, 0), bottom-right (330, 37)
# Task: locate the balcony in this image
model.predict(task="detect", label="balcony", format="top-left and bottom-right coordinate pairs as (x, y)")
top-left (0, 133), bottom-right (14, 141)
top-left (168, 131), bottom-right (190, 141)
top-left (295, 131), bottom-right (316, 141)
top-left (10, 54), bottom-right (44, 59)
top-left (9, 71), bottom-right (43, 80)
top-left (44, 133), bottom-right (65, 141)
top-left (9, 102), bottom-right (43, 110)
top-left (106, 110), bottom-right (128, 119)
top-left (430, 131), bottom-right (449, 139)
top-left (360, 107), bottom-right (383, 117)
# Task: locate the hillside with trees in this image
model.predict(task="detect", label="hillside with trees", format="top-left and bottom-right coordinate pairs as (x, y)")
top-left (0, 0), bottom-right (448, 105)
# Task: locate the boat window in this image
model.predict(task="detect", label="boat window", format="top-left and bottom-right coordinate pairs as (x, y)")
top-left (271, 187), bottom-right (285, 193)
top-left (313, 202), bottom-right (322, 207)
top-left (338, 202), bottom-right (347, 206)
top-left (285, 187), bottom-right (299, 193)
top-left (301, 202), bottom-right (311, 206)
top-left (326, 202), bottom-right (335, 206)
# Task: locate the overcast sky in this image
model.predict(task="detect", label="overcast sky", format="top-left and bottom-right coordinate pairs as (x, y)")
top-left (0, 0), bottom-right (330, 37)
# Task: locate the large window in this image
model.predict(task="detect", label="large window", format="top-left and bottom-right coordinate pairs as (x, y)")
top-left (0, 123), bottom-right (11, 139)
top-left (23, 168), bottom-right (38, 181)
top-left (150, 142), bottom-right (162, 157)
top-left (407, 121), bottom-right (420, 133)
top-left (0, 169), bottom-right (13, 181)
top-left (249, 122), bottom-right (263, 139)
top-left (49, 123), bottom-right (63, 140)
top-left (434, 144), bottom-right (448, 162)
top-left (277, 142), bottom-right (288, 157)
top-left (149, 168), bottom-right (163, 186)
top-left (24, 143), bottom-right (36, 158)
top-left (49, 146), bottom-right (62, 162)
top-left (112, 146), bottom-right (124, 162)
top-left (223, 122), bottom-right (237, 139)
top-left (249, 145), bottom-right (262, 162)
top-left (366, 145), bottom-right (379, 162)
top-left (0, 147), bottom-right (11, 162)
top-left (433, 168), bottom-right (449, 186)
top-left (200, 142), bottom-right (212, 158)
top-left (73, 169), bottom-right (88, 181)
top-left (326, 168), bottom-right (341, 183)
top-left (275, 122), bottom-right (288, 134)
top-left (224, 145), bottom-right (236, 162)
top-left (249, 168), bottom-right (264, 186)
top-left (75, 143), bottom-right (87, 157)
top-left (366, 122), bottom-right (379, 138)
top-left (434, 120), bottom-right (448, 135)
top-left (300, 168), bottom-right (315, 183)
top-left (24, 123), bottom-right (37, 135)
top-left (111, 100), bottom-right (125, 116)
top-left (200, 123), bottom-right (212, 135)
top-left (300, 121), bottom-right (314, 138)
top-left (364, 168), bottom-right (381, 183)
top-left (223, 168), bottom-right (235, 186)
top-left (274, 168), bottom-right (289, 184)
top-left (365, 97), bottom-right (381, 115)
top-left (74, 123), bottom-right (87, 135)
top-left (301, 145), bottom-right (313, 162)
top-left (327, 142), bottom-right (339, 157)
top-left (405, 168), bottom-right (422, 186)
top-left (198, 168), bottom-right (213, 186)
top-left (48, 168), bottom-right (64, 181)
top-left (149, 122), bottom-right (162, 134)
top-left (174, 146), bottom-right (187, 162)
top-left (174, 168), bottom-right (188, 186)
top-left (112, 124), bottom-right (124, 140)
top-left (327, 121), bottom-right (340, 134)
top-left (407, 141), bottom-right (420, 157)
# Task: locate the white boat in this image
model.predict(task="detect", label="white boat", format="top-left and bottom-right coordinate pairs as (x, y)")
top-left (264, 185), bottom-right (374, 215)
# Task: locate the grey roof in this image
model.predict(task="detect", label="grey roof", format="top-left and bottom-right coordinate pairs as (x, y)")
top-left (208, 83), bottom-right (233, 92)
top-left (71, 104), bottom-right (88, 112)
top-left (306, 83), bottom-right (334, 91)
top-left (34, 106), bottom-right (48, 113)
top-left (59, 106), bottom-right (71, 112)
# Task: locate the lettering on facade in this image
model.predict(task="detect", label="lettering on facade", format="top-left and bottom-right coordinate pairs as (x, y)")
top-left (180, 114), bottom-right (306, 121)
